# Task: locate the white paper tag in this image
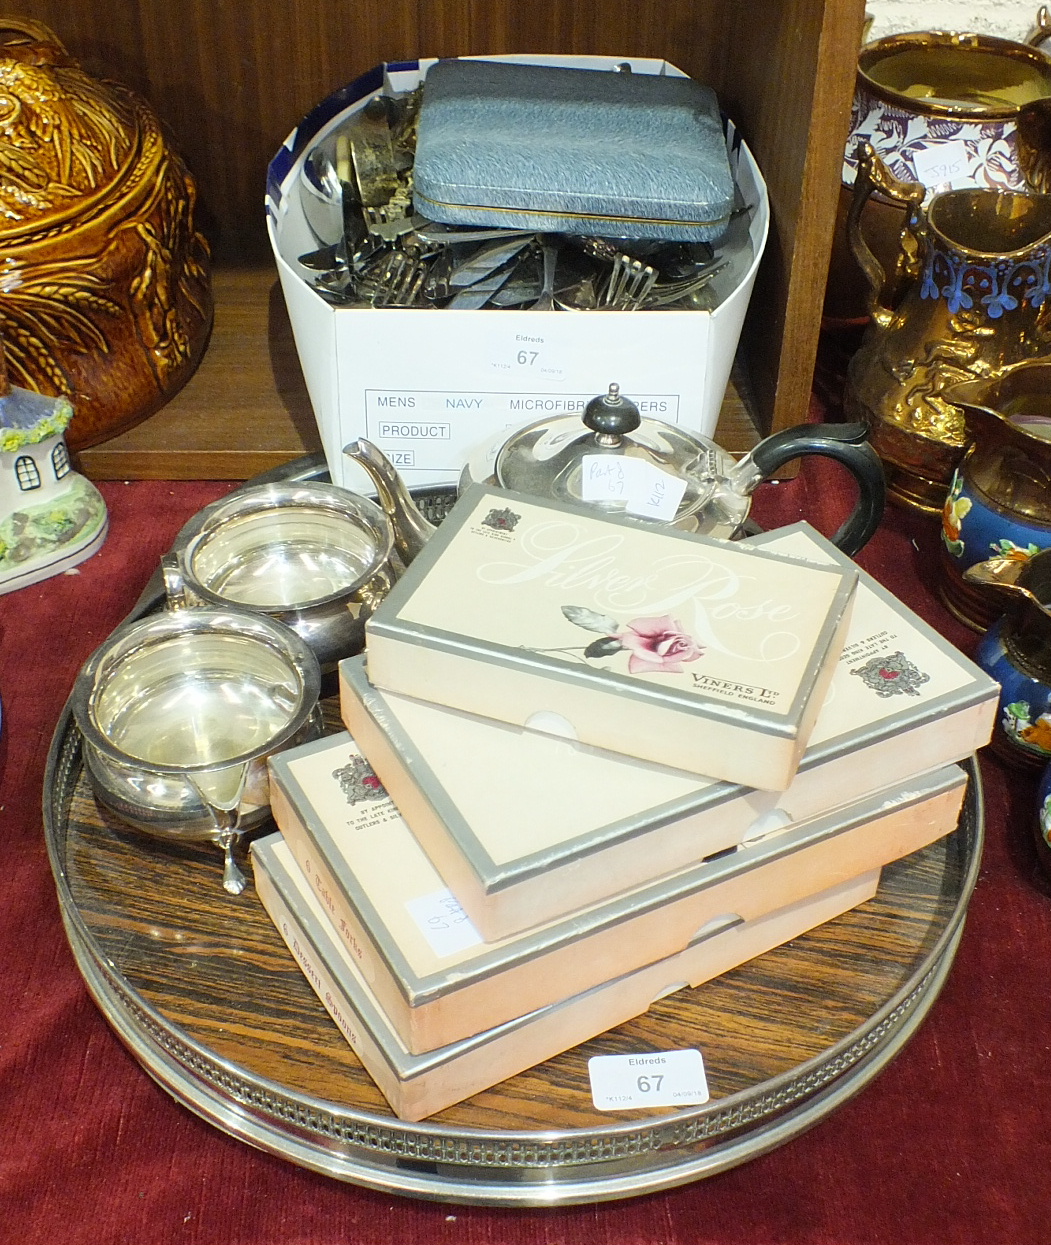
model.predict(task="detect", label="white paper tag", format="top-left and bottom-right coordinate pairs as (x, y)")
top-left (911, 140), bottom-right (972, 191)
top-left (580, 453), bottom-right (633, 502)
top-left (405, 889), bottom-right (483, 957)
top-left (580, 454), bottom-right (687, 521)
top-left (587, 1049), bottom-right (710, 1111)
top-left (624, 461), bottom-right (689, 521)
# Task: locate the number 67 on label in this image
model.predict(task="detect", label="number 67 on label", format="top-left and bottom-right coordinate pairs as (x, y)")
top-left (587, 1049), bottom-right (709, 1111)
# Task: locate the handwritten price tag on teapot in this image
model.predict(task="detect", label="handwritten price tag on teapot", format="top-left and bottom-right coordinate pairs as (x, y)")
top-left (581, 454), bottom-right (687, 521)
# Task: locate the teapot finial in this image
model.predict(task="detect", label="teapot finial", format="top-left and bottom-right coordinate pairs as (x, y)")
top-left (343, 438), bottom-right (435, 565)
top-left (582, 382), bottom-right (641, 445)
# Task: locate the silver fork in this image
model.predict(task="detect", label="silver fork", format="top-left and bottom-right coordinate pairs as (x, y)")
top-left (364, 205), bottom-right (421, 242)
top-left (363, 184), bottom-right (419, 239)
top-left (640, 261), bottom-right (730, 309)
top-left (370, 248), bottom-right (427, 307)
top-left (603, 254), bottom-right (658, 310)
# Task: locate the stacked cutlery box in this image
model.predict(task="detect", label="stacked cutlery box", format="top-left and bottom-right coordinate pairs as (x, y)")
top-left (253, 505), bottom-right (997, 1120)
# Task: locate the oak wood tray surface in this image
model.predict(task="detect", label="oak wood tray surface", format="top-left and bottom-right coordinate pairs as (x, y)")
top-left (44, 703), bottom-right (982, 1204)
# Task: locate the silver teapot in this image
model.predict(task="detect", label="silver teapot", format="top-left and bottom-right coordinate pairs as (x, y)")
top-left (344, 383), bottom-right (885, 558)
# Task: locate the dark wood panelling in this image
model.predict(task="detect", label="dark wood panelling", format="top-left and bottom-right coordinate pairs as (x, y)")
top-left (8, 0), bottom-right (866, 470)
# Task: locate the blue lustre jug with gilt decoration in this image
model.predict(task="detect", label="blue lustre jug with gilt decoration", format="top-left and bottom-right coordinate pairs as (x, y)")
top-left (965, 545), bottom-right (1051, 770)
top-left (845, 143), bottom-right (1051, 516)
top-left (938, 360), bottom-right (1051, 632)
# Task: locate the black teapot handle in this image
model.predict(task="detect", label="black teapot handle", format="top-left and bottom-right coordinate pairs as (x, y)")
top-left (748, 421), bottom-right (886, 556)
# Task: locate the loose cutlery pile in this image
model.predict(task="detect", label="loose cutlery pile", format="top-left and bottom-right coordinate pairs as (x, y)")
top-left (297, 88), bottom-right (748, 312)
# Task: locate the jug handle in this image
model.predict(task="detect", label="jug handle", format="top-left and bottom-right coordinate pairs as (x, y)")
top-left (1002, 8), bottom-right (1051, 193)
top-left (739, 422), bottom-right (886, 557)
top-left (847, 142), bottom-right (925, 329)
top-left (1027, 6), bottom-right (1051, 46)
top-left (160, 552), bottom-right (189, 609)
top-left (1016, 97), bottom-right (1051, 194)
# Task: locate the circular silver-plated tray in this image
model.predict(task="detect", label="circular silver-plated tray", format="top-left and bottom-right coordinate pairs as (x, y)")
top-left (44, 703), bottom-right (982, 1206)
top-left (42, 457), bottom-right (984, 1204)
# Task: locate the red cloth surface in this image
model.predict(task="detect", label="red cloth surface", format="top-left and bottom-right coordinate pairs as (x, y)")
top-left (1, 464), bottom-right (1049, 1244)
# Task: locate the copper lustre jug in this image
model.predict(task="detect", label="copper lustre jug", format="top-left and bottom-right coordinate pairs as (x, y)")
top-left (844, 142), bottom-right (1051, 515)
top-left (937, 360), bottom-right (1051, 630)
top-left (826, 19), bottom-right (1051, 325)
top-left (0, 18), bottom-right (211, 451)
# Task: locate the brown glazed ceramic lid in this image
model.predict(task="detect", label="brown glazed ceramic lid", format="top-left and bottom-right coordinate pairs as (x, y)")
top-left (0, 18), bottom-right (212, 450)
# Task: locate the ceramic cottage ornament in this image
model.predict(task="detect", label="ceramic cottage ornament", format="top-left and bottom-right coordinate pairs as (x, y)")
top-left (0, 339), bottom-right (106, 593)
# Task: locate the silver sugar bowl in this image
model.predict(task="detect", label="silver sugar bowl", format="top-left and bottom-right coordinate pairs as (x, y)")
top-left (162, 480), bottom-right (398, 671)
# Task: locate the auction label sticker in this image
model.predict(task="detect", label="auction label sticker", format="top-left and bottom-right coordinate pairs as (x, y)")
top-left (587, 1049), bottom-right (710, 1112)
top-left (405, 888), bottom-right (483, 958)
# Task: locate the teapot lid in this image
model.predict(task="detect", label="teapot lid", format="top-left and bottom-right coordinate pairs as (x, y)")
top-left (494, 383), bottom-right (728, 521)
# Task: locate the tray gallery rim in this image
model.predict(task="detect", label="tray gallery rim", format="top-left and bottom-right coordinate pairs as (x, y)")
top-left (59, 902), bottom-right (964, 1204)
top-left (44, 702), bottom-right (984, 1206)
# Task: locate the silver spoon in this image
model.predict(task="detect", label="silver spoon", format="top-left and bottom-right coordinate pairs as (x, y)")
top-left (554, 275), bottom-right (599, 311)
top-left (530, 239), bottom-right (559, 310)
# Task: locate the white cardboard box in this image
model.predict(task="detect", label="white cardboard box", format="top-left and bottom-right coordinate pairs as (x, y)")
top-left (265, 55), bottom-right (769, 491)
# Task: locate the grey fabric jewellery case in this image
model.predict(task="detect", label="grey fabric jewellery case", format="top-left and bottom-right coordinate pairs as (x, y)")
top-left (411, 59), bottom-right (737, 241)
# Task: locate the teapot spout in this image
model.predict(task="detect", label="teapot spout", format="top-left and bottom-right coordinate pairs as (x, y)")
top-left (343, 438), bottom-right (436, 565)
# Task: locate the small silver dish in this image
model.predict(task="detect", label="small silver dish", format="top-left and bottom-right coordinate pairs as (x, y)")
top-left (72, 607), bottom-right (322, 894)
top-left (163, 480), bottom-right (397, 671)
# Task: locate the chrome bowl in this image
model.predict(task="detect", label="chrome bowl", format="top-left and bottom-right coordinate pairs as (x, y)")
top-left (165, 480), bottom-right (396, 671)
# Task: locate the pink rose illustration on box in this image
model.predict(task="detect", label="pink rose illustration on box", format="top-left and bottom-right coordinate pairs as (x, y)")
top-left (544, 606), bottom-right (705, 674)
top-left (617, 616), bottom-right (705, 673)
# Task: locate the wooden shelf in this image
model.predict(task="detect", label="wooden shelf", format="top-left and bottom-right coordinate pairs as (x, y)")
top-left (77, 265), bottom-right (764, 481)
top-left (28, 0), bottom-right (866, 481)
top-left (77, 267), bottom-right (322, 481)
